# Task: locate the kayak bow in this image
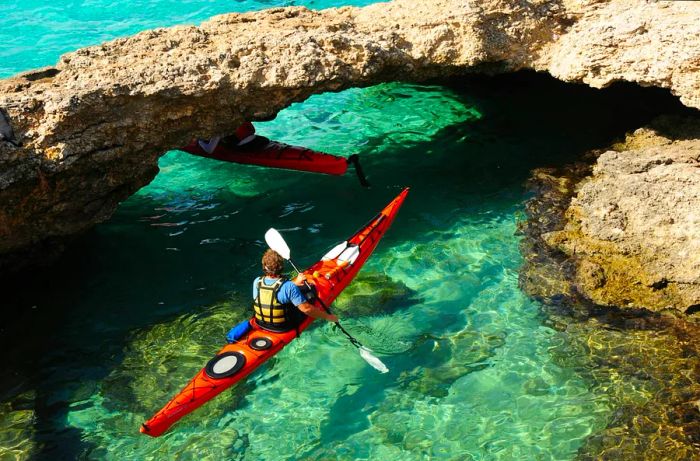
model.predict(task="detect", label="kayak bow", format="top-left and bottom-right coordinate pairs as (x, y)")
top-left (140, 188), bottom-right (408, 437)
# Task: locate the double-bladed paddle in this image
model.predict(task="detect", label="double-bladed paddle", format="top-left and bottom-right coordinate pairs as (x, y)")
top-left (264, 228), bottom-right (388, 373)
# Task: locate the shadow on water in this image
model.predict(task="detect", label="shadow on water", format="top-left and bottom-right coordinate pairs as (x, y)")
top-left (0, 70), bottom-right (694, 459)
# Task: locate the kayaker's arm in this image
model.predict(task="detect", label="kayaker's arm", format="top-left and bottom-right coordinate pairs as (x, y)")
top-left (297, 302), bottom-right (338, 323)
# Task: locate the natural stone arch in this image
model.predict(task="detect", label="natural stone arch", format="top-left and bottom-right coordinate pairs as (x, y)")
top-left (0, 0), bottom-right (699, 268)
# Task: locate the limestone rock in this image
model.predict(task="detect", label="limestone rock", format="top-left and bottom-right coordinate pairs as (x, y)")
top-left (544, 1), bottom-right (700, 109)
top-left (537, 119), bottom-right (700, 313)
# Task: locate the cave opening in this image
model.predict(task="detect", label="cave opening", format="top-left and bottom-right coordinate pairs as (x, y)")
top-left (3, 70), bottom-right (697, 329)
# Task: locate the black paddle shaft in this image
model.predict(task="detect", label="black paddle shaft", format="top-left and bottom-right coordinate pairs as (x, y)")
top-left (287, 258), bottom-right (364, 349)
top-left (347, 154), bottom-right (370, 188)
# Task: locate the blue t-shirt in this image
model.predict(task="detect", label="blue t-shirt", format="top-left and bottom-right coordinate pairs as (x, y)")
top-left (253, 277), bottom-right (306, 306)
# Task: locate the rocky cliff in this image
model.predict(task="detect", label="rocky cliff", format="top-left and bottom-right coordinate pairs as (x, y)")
top-left (1, 0), bottom-right (699, 271)
top-left (518, 116), bottom-right (700, 459)
top-left (521, 116), bottom-right (700, 314)
top-left (549, 126), bottom-right (700, 313)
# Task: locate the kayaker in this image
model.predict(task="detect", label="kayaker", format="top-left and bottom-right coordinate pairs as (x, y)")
top-left (198, 121), bottom-right (258, 154)
top-left (253, 249), bottom-right (338, 332)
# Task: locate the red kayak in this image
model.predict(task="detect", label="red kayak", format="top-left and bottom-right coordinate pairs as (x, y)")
top-left (180, 137), bottom-right (369, 186)
top-left (141, 188), bottom-right (408, 437)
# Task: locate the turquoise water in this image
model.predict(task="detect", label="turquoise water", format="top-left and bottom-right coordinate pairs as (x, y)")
top-left (0, 1), bottom-right (688, 460)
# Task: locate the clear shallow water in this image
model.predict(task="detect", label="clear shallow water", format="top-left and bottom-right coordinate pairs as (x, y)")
top-left (0, 1), bottom-right (689, 460)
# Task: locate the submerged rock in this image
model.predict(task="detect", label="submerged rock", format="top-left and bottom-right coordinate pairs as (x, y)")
top-left (545, 311), bottom-right (700, 461)
top-left (333, 271), bottom-right (420, 317)
top-left (519, 156), bottom-right (595, 311)
top-left (0, 397), bottom-right (36, 460)
top-left (1, 0), bottom-right (700, 269)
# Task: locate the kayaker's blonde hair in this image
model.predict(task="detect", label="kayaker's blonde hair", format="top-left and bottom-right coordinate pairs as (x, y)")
top-left (262, 249), bottom-right (284, 276)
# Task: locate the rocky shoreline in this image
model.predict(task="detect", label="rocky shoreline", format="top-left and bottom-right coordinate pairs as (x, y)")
top-left (520, 115), bottom-right (700, 315)
top-left (519, 115), bottom-right (700, 460)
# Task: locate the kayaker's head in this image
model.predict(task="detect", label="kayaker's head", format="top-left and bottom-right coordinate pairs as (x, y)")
top-left (262, 249), bottom-right (284, 277)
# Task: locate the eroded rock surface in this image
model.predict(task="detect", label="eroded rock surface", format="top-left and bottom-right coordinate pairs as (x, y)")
top-left (547, 0), bottom-right (700, 109)
top-left (0, 0), bottom-right (699, 268)
top-left (523, 117), bottom-right (700, 314)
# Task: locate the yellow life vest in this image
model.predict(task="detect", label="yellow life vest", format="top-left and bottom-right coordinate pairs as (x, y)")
top-left (253, 277), bottom-right (298, 331)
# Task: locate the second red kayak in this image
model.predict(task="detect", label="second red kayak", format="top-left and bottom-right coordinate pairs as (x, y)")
top-left (140, 188), bottom-right (408, 437)
top-left (180, 138), bottom-right (369, 185)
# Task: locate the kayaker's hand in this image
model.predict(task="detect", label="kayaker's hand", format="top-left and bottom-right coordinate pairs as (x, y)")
top-left (294, 273), bottom-right (307, 284)
top-left (327, 313), bottom-right (339, 323)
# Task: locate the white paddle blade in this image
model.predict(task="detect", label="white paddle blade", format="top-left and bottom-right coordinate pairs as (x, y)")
top-left (264, 228), bottom-right (291, 260)
top-left (359, 346), bottom-right (389, 374)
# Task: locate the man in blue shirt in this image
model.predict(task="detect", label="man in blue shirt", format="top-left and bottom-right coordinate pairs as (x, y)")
top-left (252, 249), bottom-right (337, 332)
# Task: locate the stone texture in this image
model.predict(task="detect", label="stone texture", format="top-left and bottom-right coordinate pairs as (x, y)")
top-left (522, 117), bottom-right (700, 314)
top-left (545, 0), bottom-right (700, 109)
top-left (0, 0), bottom-right (699, 268)
top-left (552, 127), bottom-right (700, 312)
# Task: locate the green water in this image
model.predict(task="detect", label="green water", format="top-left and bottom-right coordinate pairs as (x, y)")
top-left (2, 73), bottom-right (684, 460)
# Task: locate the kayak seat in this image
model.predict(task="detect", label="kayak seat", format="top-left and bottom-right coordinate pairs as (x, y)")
top-left (338, 245), bottom-right (360, 265)
top-left (231, 136), bottom-right (270, 152)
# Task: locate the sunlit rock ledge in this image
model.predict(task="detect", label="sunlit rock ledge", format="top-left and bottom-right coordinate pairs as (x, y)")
top-left (521, 116), bottom-right (700, 314)
top-left (548, 126), bottom-right (700, 313)
top-left (0, 0), bottom-right (699, 274)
